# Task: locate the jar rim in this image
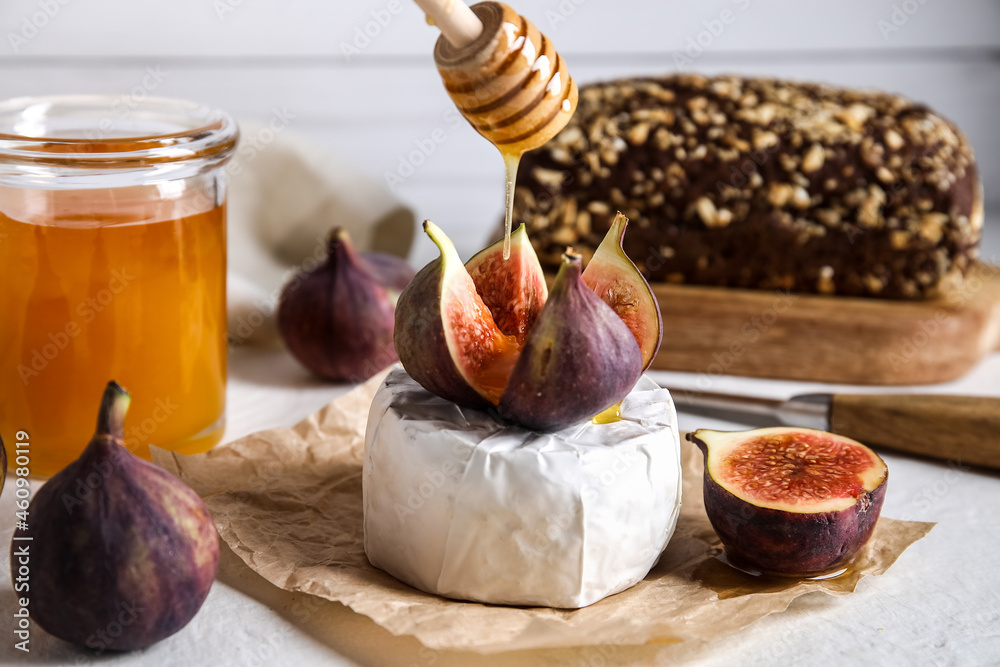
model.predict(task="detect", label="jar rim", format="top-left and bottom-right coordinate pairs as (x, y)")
top-left (0, 94), bottom-right (239, 168)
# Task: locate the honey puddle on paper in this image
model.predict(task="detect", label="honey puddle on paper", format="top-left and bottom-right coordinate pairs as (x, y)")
top-left (693, 549), bottom-right (861, 600)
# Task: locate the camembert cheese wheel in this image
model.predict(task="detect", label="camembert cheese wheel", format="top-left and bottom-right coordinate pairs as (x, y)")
top-left (363, 367), bottom-right (682, 609)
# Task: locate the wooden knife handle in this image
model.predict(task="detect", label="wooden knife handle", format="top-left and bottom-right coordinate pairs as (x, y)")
top-left (830, 394), bottom-right (1000, 470)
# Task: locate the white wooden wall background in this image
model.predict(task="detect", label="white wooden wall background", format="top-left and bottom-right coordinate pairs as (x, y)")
top-left (1, 0), bottom-right (998, 257)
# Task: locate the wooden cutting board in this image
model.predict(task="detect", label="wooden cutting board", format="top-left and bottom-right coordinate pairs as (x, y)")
top-left (647, 262), bottom-right (1000, 384)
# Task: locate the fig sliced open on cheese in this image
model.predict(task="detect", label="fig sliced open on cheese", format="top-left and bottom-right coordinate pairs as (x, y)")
top-left (394, 217), bottom-right (659, 431)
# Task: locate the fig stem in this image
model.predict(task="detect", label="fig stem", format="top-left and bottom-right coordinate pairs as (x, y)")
top-left (545, 252), bottom-right (583, 301)
top-left (96, 381), bottom-right (131, 439)
top-left (326, 227), bottom-right (348, 259)
top-left (423, 221), bottom-right (464, 269)
top-left (559, 251), bottom-right (583, 271)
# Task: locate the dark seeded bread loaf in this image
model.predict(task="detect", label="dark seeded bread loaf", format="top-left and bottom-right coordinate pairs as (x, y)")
top-left (514, 74), bottom-right (982, 298)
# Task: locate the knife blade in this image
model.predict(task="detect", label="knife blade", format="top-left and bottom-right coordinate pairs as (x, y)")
top-left (666, 387), bottom-right (1000, 470)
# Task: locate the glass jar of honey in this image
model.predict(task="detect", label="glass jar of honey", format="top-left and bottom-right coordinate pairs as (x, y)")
top-left (0, 95), bottom-right (238, 476)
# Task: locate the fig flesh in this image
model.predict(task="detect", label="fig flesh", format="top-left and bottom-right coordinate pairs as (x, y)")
top-left (395, 218), bottom-right (655, 431)
top-left (688, 427), bottom-right (888, 577)
top-left (582, 212), bottom-right (662, 370)
top-left (394, 221), bottom-right (518, 408)
top-left (278, 228), bottom-right (415, 383)
top-left (466, 224), bottom-right (548, 345)
top-left (498, 251), bottom-right (643, 431)
top-left (11, 381), bottom-right (219, 651)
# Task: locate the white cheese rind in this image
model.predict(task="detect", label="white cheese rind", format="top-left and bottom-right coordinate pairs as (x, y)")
top-left (363, 367), bottom-right (682, 609)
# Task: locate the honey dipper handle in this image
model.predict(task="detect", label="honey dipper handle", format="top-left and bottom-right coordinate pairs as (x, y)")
top-left (414, 0), bottom-right (483, 48)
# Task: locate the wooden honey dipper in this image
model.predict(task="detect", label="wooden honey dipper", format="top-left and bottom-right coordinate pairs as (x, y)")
top-left (414, 0), bottom-right (579, 258)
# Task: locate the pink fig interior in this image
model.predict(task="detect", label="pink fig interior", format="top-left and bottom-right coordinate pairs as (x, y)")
top-left (443, 226), bottom-right (547, 405)
top-left (703, 427), bottom-right (888, 513)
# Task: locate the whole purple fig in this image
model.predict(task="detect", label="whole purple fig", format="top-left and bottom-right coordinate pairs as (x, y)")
top-left (278, 228), bottom-right (415, 383)
top-left (10, 382), bottom-right (219, 652)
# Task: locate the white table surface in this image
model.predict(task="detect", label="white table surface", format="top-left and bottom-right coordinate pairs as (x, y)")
top-left (3, 223), bottom-right (999, 667)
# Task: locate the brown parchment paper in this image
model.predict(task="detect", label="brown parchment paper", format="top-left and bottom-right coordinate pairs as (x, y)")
top-left (151, 371), bottom-right (934, 654)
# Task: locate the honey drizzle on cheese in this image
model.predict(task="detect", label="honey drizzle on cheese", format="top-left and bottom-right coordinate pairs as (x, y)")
top-left (591, 401), bottom-right (623, 425)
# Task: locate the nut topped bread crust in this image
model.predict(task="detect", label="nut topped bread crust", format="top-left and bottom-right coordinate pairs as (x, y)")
top-left (514, 74), bottom-right (982, 298)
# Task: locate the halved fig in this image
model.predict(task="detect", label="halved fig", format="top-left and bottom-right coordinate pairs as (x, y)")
top-left (498, 251), bottom-right (643, 431)
top-left (687, 427), bottom-right (888, 577)
top-left (466, 224), bottom-right (548, 345)
top-left (582, 212), bottom-right (662, 370)
top-left (394, 222), bottom-right (519, 408)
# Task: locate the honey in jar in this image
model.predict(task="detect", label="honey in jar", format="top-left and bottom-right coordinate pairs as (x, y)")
top-left (0, 96), bottom-right (238, 476)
